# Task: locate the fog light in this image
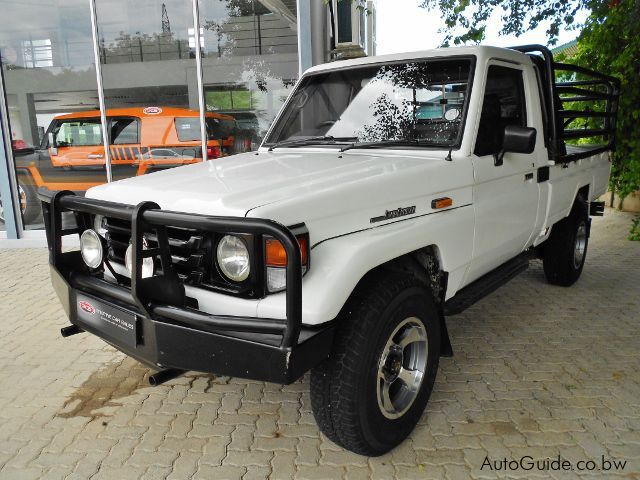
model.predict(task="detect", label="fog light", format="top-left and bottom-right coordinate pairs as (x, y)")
top-left (125, 240), bottom-right (154, 279)
top-left (80, 229), bottom-right (103, 269)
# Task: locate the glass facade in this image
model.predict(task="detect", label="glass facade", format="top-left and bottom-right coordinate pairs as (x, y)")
top-left (0, 0), bottom-right (374, 238)
top-left (0, 0), bottom-right (299, 233)
top-left (0, 0), bottom-right (106, 230)
top-left (95, 0), bottom-right (206, 181)
top-left (198, 0), bottom-right (298, 151)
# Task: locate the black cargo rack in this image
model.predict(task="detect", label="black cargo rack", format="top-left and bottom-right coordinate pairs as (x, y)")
top-left (509, 44), bottom-right (620, 163)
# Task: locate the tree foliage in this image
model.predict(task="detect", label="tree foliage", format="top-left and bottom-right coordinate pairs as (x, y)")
top-left (420, 0), bottom-right (598, 45)
top-left (570, 0), bottom-right (640, 204)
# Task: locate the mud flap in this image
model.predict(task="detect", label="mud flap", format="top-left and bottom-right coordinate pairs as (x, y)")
top-left (439, 312), bottom-right (454, 357)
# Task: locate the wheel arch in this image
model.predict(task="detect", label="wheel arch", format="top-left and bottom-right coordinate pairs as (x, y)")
top-left (576, 184), bottom-right (590, 202)
top-left (341, 244), bottom-right (454, 357)
top-left (368, 245), bottom-right (447, 304)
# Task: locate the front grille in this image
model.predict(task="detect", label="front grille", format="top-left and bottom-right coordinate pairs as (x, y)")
top-left (100, 216), bottom-right (260, 298)
top-left (103, 217), bottom-right (209, 286)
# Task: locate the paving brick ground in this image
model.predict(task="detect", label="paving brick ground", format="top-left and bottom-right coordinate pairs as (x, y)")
top-left (0, 208), bottom-right (638, 479)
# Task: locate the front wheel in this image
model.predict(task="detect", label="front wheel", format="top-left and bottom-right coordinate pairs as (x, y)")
top-left (542, 196), bottom-right (589, 286)
top-left (310, 272), bottom-right (441, 456)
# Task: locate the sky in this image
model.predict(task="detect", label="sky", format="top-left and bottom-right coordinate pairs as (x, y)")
top-left (376, 0), bottom-right (588, 55)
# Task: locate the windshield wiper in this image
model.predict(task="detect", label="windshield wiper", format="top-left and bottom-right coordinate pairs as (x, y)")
top-left (339, 139), bottom-right (420, 152)
top-left (267, 135), bottom-right (357, 151)
top-left (339, 139), bottom-right (452, 153)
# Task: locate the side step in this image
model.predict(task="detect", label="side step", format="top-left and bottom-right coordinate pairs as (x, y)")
top-left (444, 254), bottom-right (529, 316)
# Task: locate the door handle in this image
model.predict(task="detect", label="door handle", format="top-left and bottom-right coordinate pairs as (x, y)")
top-left (524, 172), bottom-right (534, 181)
top-left (87, 154), bottom-right (104, 159)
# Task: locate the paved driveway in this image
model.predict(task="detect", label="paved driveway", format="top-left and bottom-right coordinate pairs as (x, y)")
top-left (0, 209), bottom-right (638, 480)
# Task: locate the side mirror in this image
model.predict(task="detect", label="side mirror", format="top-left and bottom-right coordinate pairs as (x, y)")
top-left (47, 132), bottom-right (58, 156)
top-left (494, 125), bottom-right (537, 166)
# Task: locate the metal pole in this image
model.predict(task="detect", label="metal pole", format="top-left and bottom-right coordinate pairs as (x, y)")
top-left (0, 58), bottom-right (20, 238)
top-left (297, 0), bottom-right (313, 75)
top-left (89, 0), bottom-right (112, 182)
top-left (191, 0), bottom-right (208, 161)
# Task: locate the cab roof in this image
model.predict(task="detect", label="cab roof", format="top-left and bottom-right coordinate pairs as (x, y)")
top-left (304, 45), bottom-right (532, 75)
top-left (54, 107), bottom-right (235, 121)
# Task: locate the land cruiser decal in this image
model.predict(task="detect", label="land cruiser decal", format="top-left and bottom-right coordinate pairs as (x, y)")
top-left (370, 206), bottom-right (416, 223)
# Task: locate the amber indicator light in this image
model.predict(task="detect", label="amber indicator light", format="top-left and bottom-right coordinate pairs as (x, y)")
top-left (431, 197), bottom-right (453, 209)
top-left (266, 235), bottom-right (309, 267)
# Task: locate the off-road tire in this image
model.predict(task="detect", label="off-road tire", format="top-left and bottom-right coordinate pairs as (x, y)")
top-left (542, 196), bottom-right (589, 286)
top-left (310, 271), bottom-right (441, 456)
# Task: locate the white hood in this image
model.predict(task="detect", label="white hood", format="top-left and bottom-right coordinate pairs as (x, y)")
top-left (87, 149), bottom-right (473, 244)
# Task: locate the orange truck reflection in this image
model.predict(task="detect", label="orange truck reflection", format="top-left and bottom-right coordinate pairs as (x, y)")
top-left (11, 107), bottom-right (236, 224)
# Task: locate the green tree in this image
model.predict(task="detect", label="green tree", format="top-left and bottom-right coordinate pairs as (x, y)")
top-left (420, 0), bottom-right (599, 45)
top-left (570, 1), bottom-right (640, 206)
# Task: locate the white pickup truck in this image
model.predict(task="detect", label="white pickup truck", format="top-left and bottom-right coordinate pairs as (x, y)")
top-left (42, 45), bottom-right (619, 455)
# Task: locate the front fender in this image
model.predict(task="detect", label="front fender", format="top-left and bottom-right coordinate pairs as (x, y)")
top-left (256, 204), bottom-right (474, 325)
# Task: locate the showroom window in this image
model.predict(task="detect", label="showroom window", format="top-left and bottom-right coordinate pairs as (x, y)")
top-left (198, 0), bottom-right (298, 152)
top-left (0, 0), bottom-right (106, 231)
top-left (0, 0), bottom-right (320, 237)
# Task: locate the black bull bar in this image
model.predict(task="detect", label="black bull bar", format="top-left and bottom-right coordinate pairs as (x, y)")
top-left (41, 190), bottom-right (334, 384)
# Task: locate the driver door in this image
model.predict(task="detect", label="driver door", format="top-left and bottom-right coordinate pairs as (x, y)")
top-left (465, 62), bottom-right (539, 283)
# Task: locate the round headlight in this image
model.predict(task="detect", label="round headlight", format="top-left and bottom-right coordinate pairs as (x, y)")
top-left (80, 229), bottom-right (103, 268)
top-left (93, 214), bottom-right (107, 237)
top-left (216, 235), bottom-right (250, 282)
top-left (125, 240), bottom-right (154, 279)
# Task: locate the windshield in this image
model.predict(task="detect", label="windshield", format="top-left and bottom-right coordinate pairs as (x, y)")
top-left (266, 58), bottom-right (473, 147)
top-left (54, 119), bottom-right (102, 147)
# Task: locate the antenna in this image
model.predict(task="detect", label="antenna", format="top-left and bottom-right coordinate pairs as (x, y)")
top-left (161, 3), bottom-right (171, 34)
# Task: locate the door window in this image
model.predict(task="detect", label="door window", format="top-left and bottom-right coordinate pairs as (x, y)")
top-left (175, 117), bottom-right (237, 141)
top-left (110, 118), bottom-right (139, 145)
top-left (474, 65), bottom-right (527, 157)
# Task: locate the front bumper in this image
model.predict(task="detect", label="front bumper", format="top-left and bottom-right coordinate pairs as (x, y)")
top-left (42, 191), bottom-right (334, 384)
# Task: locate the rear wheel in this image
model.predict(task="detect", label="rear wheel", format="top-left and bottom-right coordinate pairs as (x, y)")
top-left (542, 196), bottom-right (589, 286)
top-left (310, 272), bottom-right (441, 456)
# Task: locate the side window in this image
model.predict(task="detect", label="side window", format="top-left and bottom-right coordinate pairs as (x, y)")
top-left (110, 118), bottom-right (139, 145)
top-left (474, 65), bottom-right (527, 157)
top-left (175, 117), bottom-right (201, 141)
